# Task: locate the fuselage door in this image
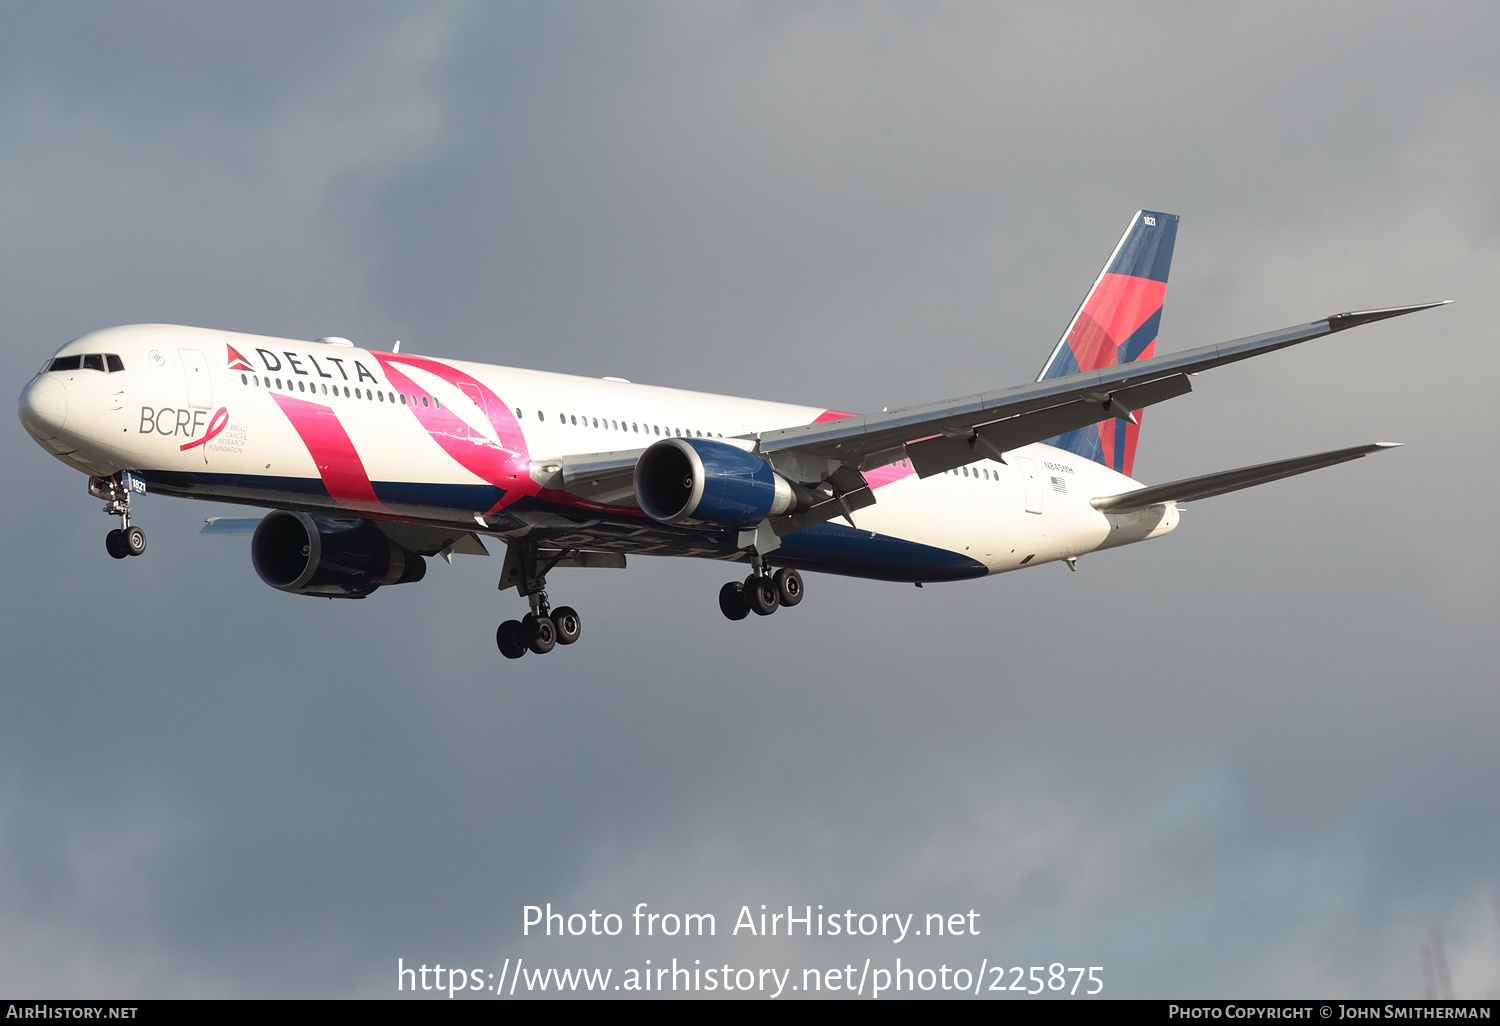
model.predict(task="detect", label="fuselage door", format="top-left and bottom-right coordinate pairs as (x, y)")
top-left (179, 349), bottom-right (212, 409)
top-left (1015, 456), bottom-right (1044, 514)
top-left (458, 382), bottom-right (492, 444)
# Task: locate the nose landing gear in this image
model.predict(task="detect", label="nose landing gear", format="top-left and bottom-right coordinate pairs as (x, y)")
top-left (720, 566), bottom-right (804, 621)
top-left (91, 473), bottom-right (147, 560)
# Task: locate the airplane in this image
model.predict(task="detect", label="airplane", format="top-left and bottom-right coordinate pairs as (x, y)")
top-left (16, 210), bottom-right (1446, 659)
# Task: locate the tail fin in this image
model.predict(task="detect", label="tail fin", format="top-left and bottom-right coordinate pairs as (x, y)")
top-left (1037, 210), bottom-right (1178, 477)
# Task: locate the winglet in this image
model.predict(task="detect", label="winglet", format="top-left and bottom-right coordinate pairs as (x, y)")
top-left (1326, 300), bottom-right (1451, 333)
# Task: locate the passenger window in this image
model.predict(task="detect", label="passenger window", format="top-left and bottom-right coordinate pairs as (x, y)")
top-left (49, 355), bottom-right (81, 372)
top-left (422, 396), bottom-right (429, 407)
top-left (241, 374), bottom-right (248, 385)
top-left (515, 408), bottom-right (522, 418)
top-left (275, 378), bottom-right (283, 389)
top-left (298, 380), bottom-right (306, 392)
top-left (105, 354), bottom-right (124, 373)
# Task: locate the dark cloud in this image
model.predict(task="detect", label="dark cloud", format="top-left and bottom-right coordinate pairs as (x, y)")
top-left (3, 1), bottom-right (1498, 998)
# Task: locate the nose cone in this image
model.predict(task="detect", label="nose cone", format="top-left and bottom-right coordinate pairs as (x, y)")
top-left (18, 375), bottom-right (67, 440)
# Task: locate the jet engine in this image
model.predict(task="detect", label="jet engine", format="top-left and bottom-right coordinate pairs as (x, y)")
top-left (251, 510), bottom-right (426, 598)
top-left (634, 437), bottom-right (814, 528)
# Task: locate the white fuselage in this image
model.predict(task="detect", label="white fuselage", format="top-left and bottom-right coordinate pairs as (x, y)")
top-left (19, 324), bottom-right (1177, 583)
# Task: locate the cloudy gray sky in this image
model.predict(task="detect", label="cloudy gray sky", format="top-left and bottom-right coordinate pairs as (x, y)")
top-left (3, 0), bottom-right (1498, 999)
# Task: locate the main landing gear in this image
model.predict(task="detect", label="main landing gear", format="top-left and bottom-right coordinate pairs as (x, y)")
top-left (496, 544), bottom-right (582, 660)
top-left (496, 602), bottom-right (582, 660)
top-left (91, 473), bottom-right (147, 560)
top-left (719, 566), bottom-right (803, 621)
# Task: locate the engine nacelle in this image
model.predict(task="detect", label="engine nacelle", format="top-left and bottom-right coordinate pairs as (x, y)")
top-left (251, 510), bottom-right (426, 599)
top-left (634, 437), bottom-right (809, 527)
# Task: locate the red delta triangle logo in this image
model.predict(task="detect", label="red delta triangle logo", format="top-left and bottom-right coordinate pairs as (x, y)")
top-left (226, 345), bottom-right (253, 371)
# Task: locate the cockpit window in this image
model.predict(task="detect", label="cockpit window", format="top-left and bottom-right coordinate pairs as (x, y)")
top-left (48, 353), bottom-right (124, 372)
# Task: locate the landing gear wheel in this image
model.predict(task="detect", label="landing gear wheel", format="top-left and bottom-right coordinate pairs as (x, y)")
top-left (123, 525), bottom-right (147, 557)
top-left (524, 614), bottom-right (557, 655)
top-left (497, 620), bottom-right (528, 659)
top-left (551, 606), bottom-right (581, 645)
top-left (718, 581), bottom-right (750, 621)
top-left (774, 568), bottom-right (804, 607)
top-left (105, 529), bottom-right (128, 560)
top-left (744, 574), bottom-right (780, 616)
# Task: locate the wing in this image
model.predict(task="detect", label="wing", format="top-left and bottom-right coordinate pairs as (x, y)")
top-left (530, 303), bottom-right (1442, 539)
top-left (200, 516), bottom-right (490, 560)
top-left (1089, 442), bottom-right (1399, 514)
top-left (530, 448), bottom-right (648, 507)
top-left (755, 302), bottom-right (1447, 484)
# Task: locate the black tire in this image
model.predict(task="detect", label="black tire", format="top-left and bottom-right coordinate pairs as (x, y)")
top-left (496, 620), bottom-right (527, 659)
top-left (718, 581), bottom-right (750, 621)
top-left (744, 574), bottom-right (779, 616)
top-left (774, 567), bottom-right (804, 607)
top-left (551, 606), bottom-right (581, 645)
top-left (105, 529), bottom-right (128, 560)
top-left (123, 525), bottom-right (147, 556)
top-left (526, 615), bottom-right (557, 655)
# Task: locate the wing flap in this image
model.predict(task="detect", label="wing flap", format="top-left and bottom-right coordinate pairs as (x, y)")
top-left (374, 521), bottom-right (490, 557)
top-left (1089, 442), bottom-right (1400, 514)
top-left (200, 517), bottom-right (261, 535)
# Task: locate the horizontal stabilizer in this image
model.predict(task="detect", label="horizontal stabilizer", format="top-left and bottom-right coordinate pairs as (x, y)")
top-left (1090, 442), bottom-right (1401, 514)
top-left (201, 517), bottom-right (261, 535)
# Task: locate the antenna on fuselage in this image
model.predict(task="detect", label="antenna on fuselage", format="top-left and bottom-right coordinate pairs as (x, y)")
top-left (393, 340), bottom-right (401, 353)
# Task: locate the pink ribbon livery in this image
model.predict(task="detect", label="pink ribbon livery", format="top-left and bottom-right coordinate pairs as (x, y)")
top-left (180, 407), bottom-right (229, 451)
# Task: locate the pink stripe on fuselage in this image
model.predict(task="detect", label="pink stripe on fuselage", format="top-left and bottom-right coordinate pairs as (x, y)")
top-left (374, 353), bottom-right (537, 516)
top-left (270, 393), bottom-right (389, 513)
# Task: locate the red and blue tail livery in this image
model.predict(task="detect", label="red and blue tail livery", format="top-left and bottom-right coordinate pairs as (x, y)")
top-left (1037, 210), bottom-right (1178, 477)
top-left (18, 210), bottom-right (1439, 661)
